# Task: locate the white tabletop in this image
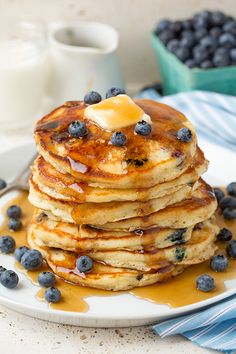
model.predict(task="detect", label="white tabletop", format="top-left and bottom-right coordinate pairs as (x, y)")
top-left (0, 136), bottom-right (214, 354)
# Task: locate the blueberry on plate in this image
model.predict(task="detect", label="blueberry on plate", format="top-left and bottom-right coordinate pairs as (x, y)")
top-left (110, 132), bottom-right (127, 147)
top-left (213, 187), bottom-right (224, 203)
top-left (196, 274), bottom-right (216, 292)
top-left (21, 249), bottom-right (43, 270)
top-left (68, 120), bottom-right (88, 138)
top-left (210, 254), bottom-right (228, 272)
top-left (0, 236), bottom-right (15, 254)
top-left (76, 255), bottom-right (93, 273)
top-left (7, 205), bottom-right (21, 219)
top-left (14, 246), bottom-right (30, 262)
top-left (177, 128), bottom-right (192, 142)
top-left (134, 120), bottom-right (152, 136)
top-left (0, 270), bottom-right (19, 289)
top-left (219, 196), bottom-right (236, 210)
top-left (223, 208), bottom-right (236, 220)
top-left (227, 240), bottom-right (236, 258)
top-left (84, 91), bottom-right (102, 105)
top-left (226, 182), bottom-right (236, 197)
top-left (217, 228), bottom-right (232, 242)
top-left (0, 179), bottom-right (7, 190)
top-left (38, 272), bottom-right (56, 288)
top-left (45, 287), bottom-right (61, 303)
top-left (106, 87), bottom-right (126, 99)
top-left (219, 33), bottom-right (236, 49)
top-left (8, 218), bottom-right (22, 231)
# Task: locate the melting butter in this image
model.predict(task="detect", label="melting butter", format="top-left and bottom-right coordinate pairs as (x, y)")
top-left (84, 94), bottom-right (151, 131)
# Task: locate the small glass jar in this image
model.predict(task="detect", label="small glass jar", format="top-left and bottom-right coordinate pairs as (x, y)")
top-left (0, 20), bottom-right (47, 131)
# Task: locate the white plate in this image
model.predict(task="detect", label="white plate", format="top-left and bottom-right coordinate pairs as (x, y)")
top-left (0, 139), bottom-right (235, 328)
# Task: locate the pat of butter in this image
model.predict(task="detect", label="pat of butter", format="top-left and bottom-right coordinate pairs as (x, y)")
top-left (84, 94), bottom-right (151, 131)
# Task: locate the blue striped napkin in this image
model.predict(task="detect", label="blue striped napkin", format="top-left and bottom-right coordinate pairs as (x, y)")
top-left (137, 89), bottom-right (236, 151)
top-left (137, 89), bottom-right (236, 352)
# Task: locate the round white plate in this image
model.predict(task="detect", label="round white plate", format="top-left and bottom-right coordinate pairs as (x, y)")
top-left (0, 139), bottom-right (235, 328)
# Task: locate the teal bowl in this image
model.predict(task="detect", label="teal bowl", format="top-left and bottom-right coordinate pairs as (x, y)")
top-left (151, 32), bottom-right (236, 95)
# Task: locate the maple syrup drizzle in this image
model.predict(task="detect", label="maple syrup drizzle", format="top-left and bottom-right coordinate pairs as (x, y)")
top-left (1, 191), bottom-right (236, 312)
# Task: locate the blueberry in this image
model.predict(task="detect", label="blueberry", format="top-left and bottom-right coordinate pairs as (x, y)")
top-left (219, 196), bottom-right (236, 210)
top-left (217, 228), bottom-right (233, 242)
top-left (167, 39), bottom-right (180, 53)
top-left (210, 27), bottom-right (222, 38)
top-left (105, 87), bottom-right (126, 99)
top-left (0, 236), bottom-right (15, 254)
top-left (0, 179), bottom-right (7, 190)
top-left (7, 205), bottom-right (21, 219)
top-left (175, 47), bottom-right (190, 62)
top-left (181, 19), bottom-right (193, 30)
top-left (21, 249), bottom-right (43, 270)
top-left (76, 255), bottom-right (93, 273)
top-left (14, 246), bottom-right (29, 262)
top-left (0, 266), bottom-right (6, 275)
top-left (223, 208), bottom-right (236, 220)
top-left (8, 218), bottom-right (22, 231)
top-left (68, 120), bottom-right (88, 138)
top-left (219, 33), bottom-right (236, 48)
top-left (210, 11), bottom-right (226, 26)
top-left (0, 270), bottom-right (19, 289)
top-left (200, 36), bottom-right (218, 54)
top-left (230, 48), bottom-right (236, 62)
top-left (169, 21), bottom-right (182, 34)
top-left (134, 120), bottom-right (152, 136)
top-left (223, 21), bottom-right (236, 36)
top-left (200, 60), bottom-right (213, 69)
top-left (227, 182), bottom-right (236, 196)
top-left (213, 52), bottom-right (230, 67)
top-left (213, 187), bottom-right (225, 203)
top-left (38, 272), bottom-right (56, 288)
top-left (158, 30), bottom-right (175, 45)
top-left (210, 255), bottom-right (228, 272)
top-left (180, 35), bottom-right (195, 49)
top-left (45, 287), bottom-right (61, 303)
top-left (196, 274), bottom-right (215, 292)
top-left (110, 132), bottom-right (127, 147)
top-left (193, 15), bottom-right (209, 30)
top-left (177, 128), bottom-right (192, 142)
top-left (154, 19), bottom-right (171, 35)
top-left (84, 91), bottom-right (102, 105)
top-left (185, 59), bottom-right (197, 69)
top-left (195, 28), bottom-right (208, 41)
top-left (227, 240), bottom-right (236, 258)
top-left (193, 45), bottom-right (209, 64)
top-left (215, 47), bottom-right (229, 56)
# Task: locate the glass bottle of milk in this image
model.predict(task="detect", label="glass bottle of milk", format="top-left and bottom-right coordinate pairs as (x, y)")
top-left (0, 20), bottom-right (47, 131)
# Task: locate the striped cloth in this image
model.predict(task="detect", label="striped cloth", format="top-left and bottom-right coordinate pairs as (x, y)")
top-left (137, 89), bottom-right (236, 352)
top-left (137, 89), bottom-right (236, 151)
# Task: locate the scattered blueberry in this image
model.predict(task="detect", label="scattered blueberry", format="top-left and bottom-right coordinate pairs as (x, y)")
top-left (0, 266), bottom-right (6, 275)
top-left (226, 182), bottom-right (236, 196)
top-left (45, 287), bottom-right (61, 303)
top-left (0, 236), bottom-right (15, 254)
top-left (110, 132), bottom-right (127, 147)
top-left (210, 254), bottom-right (228, 272)
top-left (227, 240), bottom-right (236, 258)
top-left (68, 120), bottom-right (88, 138)
top-left (223, 208), bottom-right (236, 220)
top-left (14, 246), bottom-right (30, 262)
top-left (196, 274), bottom-right (216, 292)
top-left (106, 87), bottom-right (126, 99)
top-left (7, 205), bottom-right (21, 219)
top-left (76, 255), bottom-right (93, 273)
top-left (8, 218), bottom-right (22, 231)
top-left (21, 249), bottom-right (43, 270)
top-left (219, 33), bottom-right (236, 48)
top-left (0, 179), bottom-right (7, 190)
top-left (217, 228), bottom-right (233, 242)
top-left (38, 272), bottom-right (56, 288)
top-left (84, 91), bottom-right (102, 105)
top-left (219, 196), bottom-right (236, 210)
top-left (134, 120), bottom-right (152, 136)
top-left (213, 187), bottom-right (225, 203)
top-left (177, 127), bottom-right (192, 142)
top-left (0, 270), bottom-right (19, 289)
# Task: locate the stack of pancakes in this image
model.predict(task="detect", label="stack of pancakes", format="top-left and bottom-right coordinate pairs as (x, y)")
top-left (28, 98), bottom-right (219, 291)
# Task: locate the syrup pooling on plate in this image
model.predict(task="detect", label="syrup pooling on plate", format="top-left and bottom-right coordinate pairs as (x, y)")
top-left (1, 191), bottom-right (236, 311)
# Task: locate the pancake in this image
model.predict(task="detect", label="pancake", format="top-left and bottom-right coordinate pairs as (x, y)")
top-left (35, 99), bottom-right (197, 189)
top-left (29, 208), bottom-right (194, 251)
top-left (27, 231), bottom-right (186, 291)
top-left (29, 177), bottom-right (194, 225)
top-left (32, 147), bottom-right (207, 203)
top-left (96, 179), bottom-right (217, 231)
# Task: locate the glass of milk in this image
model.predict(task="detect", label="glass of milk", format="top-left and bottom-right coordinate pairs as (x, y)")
top-left (0, 20), bottom-right (48, 131)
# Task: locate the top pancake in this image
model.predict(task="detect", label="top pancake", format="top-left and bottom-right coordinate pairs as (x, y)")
top-left (35, 99), bottom-right (197, 188)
